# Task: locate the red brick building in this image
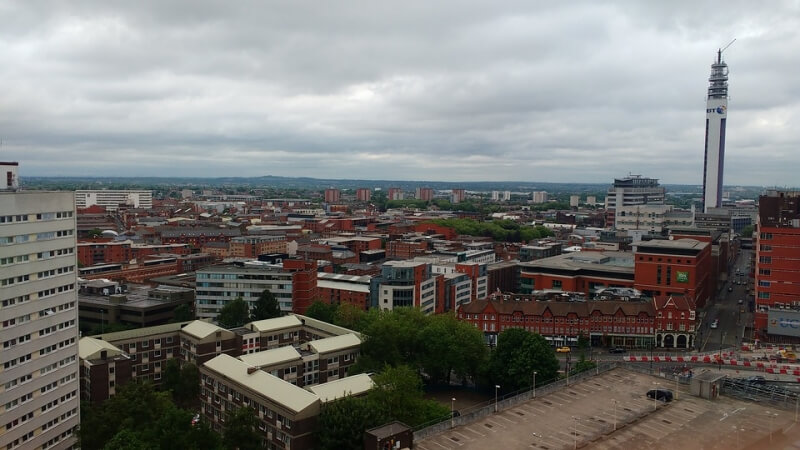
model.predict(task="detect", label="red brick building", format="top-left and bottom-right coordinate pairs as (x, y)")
top-left (754, 191), bottom-right (800, 340)
top-left (356, 188), bottom-right (371, 202)
top-left (458, 295), bottom-right (696, 349)
top-left (324, 188), bottom-right (341, 203)
top-left (633, 239), bottom-right (712, 307)
top-left (386, 239), bottom-right (429, 259)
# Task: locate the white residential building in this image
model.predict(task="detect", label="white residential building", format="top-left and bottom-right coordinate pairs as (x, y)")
top-left (0, 188), bottom-right (80, 450)
top-left (75, 190), bottom-right (153, 211)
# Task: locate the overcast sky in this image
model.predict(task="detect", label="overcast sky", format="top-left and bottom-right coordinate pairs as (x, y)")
top-left (2, 1), bottom-right (799, 185)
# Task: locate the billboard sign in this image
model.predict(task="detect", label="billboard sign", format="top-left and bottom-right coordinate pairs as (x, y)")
top-left (768, 309), bottom-right (800, 337)
top-left (676, 271), bottom-right (689, 283)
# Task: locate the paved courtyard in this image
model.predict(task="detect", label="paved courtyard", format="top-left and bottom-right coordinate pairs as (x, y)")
top-left (416, 368), bottom-right (796, 450)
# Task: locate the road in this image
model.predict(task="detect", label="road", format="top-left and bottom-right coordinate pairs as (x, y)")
top-left (699, 248), bottom-right (752, 352)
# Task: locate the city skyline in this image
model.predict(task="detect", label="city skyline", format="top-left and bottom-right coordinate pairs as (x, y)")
top-left (2, 2), bottom-right (800, 184)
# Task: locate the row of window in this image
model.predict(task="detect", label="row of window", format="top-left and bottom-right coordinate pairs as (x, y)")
top-left (40, 424), bottom-right (76, 450)
top-left (0, 229), bottom-right (74, 246)
top-left (4, 373), bottom-right (33, 391)
top-left (0, 210), bottom-right (73, 224)
top-left (1, 295), bottom-right (30, 309)
top-left (37, 265), bottom-right (75, 280)
top-left (40, 389), bottom-right (77, 414)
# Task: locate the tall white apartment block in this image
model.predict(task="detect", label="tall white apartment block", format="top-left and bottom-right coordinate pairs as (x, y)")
top-left (75, 190), bottom-right (153, 211)
top-left (0, 189), bottom-right (80, 450)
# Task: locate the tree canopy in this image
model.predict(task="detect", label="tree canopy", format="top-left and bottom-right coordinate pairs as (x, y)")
top-left (78, 382), bottom-right (221, 450)
top-left (427, 218), bottom-right (553, 243)
top-left (488, 328), bottom-right (560, 392)
top-left (222, 407), bottom-right (262, 450)
top-left (316, 365), bottom-right (449, 450)
top-left (217, 297), bottom-right (250, 328)
top-left (304, 300), bottom-right (338, 324)
top-left (250, 289), bottom-right (281, 321)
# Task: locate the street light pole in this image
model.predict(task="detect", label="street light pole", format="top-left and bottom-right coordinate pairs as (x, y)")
top-left (495, 385), bottom-right (500, 413)
top-left (451, 397), bottom-right (456, 428)
top-left (533, 371), bottom-right (537, 399)
top-left (573, 416), bottom-right (578, 450)
top-left (613, 399), bottom-right (617, 431)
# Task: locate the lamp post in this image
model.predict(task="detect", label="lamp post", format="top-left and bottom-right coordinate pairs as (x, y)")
top-left (675, 373), bottom-right (680, 400)
top-left (613, 399), bottom-right (617, 431)
top-left (451, 397), bottom-right (456, 428)
top-left (572, 416), bottom-right (578, 450)
top-left (653, 382), bottom-right (659, 411)
top-left (495, 385), bottom-right (500, 413)
top-left (533, 371), bottom-right (538, 399)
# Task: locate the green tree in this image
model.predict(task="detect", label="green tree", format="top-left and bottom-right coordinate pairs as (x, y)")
top-left (369, 365), bottom-right (450, 427)
top-left (222, 407), bottom-right (262, 450)
top-left (572, 353), bottom-right (597, 375)
top-left (417, 314), bottom-right (487, 384)
top-left (317, 395), bottom-right (386, 450)
top-left (489, 328), bottom-right (559, 392)
top-left (250, 290), bottom-right (281, 321)
top-left (217, 297), bottom-right (250, 328)
top-left (740, 225), bottom-right (755, 237)
top-left (173, 304), bottom-right (194, 322)
top-left (88, 228), bottom-right (103, 238)
top-left (333, 303), bottom-right (368, 332)
top-left (104, 429), bottom-right (150, 450)
top-left (352, 308), bottom-right (428, 374)
top-left (304, 300), bottom-right (338, 323)
top-left (78, 382), bottom-right (221, 450)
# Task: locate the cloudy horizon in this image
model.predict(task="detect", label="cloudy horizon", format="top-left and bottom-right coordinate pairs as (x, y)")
top-left (2, 1), bottom-right (799, 185)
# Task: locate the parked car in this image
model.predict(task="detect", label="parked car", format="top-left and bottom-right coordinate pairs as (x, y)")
top-left (556, 346), bottom-right (571, 353)
top-left (609, 347), bottom-right (627, 354)
top-left (746, 376), bottom-right (766, 385)
top-left (646, 388), bottom-right (674, 402)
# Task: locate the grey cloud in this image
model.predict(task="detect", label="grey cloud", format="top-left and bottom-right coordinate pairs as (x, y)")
top-left (1, 1), bottom-right (800, 185)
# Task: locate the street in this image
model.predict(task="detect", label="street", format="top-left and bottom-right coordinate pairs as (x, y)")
top-left (699, 248), bottom-right (752, 352)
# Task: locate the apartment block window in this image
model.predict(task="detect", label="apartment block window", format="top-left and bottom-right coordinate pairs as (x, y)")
top-left (759, 269), bottom-right (772, 276)
top-left (760, 232), bottom-right (773, 240)
top-left (551, 280), bottom-right (562, 290)
top-left (760, 245), bottom-right (772, 252)
top-left (758, 292), bottom-right (770, 299)
top-left (759, 256), bottom-right (772, 264)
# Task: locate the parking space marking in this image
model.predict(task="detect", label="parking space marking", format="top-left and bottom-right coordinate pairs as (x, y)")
top-left (484, 418), bottom-right (507, 429)
top-left (460, 426), bottom-right (485, 438)
top-left (494, 414), bottom-right (519, 425)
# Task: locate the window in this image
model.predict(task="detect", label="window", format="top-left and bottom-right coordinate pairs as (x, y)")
top-left (551, 280), bottom-right (562, 290)
top-left (759, 269), bottom-right (771, 276)
top-left (759, 256), bottom-right (772, 264)
top-left (760, 232), bottom-right (773, 240)
top-left (758, 292), bottom-right (770, 299)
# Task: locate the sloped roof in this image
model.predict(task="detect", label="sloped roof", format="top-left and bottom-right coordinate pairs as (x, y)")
top-left (247, 315), bottom-right (303, 333)
top-left (460, 299), bottom-right (655, 317)
top-left (238, 346), bottom-right (302, 368)
top-left (79, 337), bottom-right (124, 360)
top-left (204, 354), bottom-right (319, 414)
top-left (309, 333), bottom-right (361, 354)
top-left (306, 373), bottom-right (374, 403)
top-left (181, 320), bottom-right (227, 339)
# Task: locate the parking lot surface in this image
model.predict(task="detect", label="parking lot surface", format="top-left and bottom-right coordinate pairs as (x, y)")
top-left (416, 368), bottom-right (795, 450)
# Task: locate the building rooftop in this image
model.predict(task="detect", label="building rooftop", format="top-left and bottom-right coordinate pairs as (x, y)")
top-left (95, 321), bottom-right (193, 342)
top-left (79, 337), bottom-right (125, 360)
top-left (247, 315), bottom-right (303, 333)
top-left (181, 320), bottom-right (228, 340)
top-left (306, 373), bottom-right (374, 403)
top-left (204, 354), bottom-right (320, 415)
top-left (317, 279), bottom-right (371, 293)
top-left (636, 238), bottom-right (708, 251)
top-left (308, 333), bottom-right (361, 354)
top-left (238, 346), bottom-right (302, 368)
top-left (520, 251), bottom-right (634, 274)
